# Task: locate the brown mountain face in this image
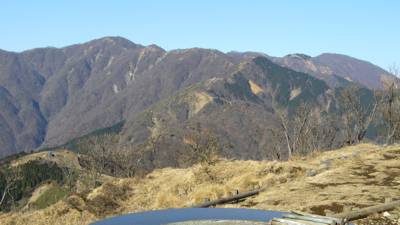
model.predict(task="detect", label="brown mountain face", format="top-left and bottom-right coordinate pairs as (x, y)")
top-left (0, 50), bottom-right (47, 157)
top-left (0, 37), bottom-right (396, 158)
top-left (0, 37), bottom-right (239, 157)
top-left (115, 57), bottom-right (333, 170)
top-left (271, 53), bottom-right (399, 89)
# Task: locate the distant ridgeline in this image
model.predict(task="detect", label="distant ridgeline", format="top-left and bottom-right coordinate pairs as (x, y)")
top-left (59, 121), bottom-right (125, 152)
top-left (0, 37), bottom-right (398, 168)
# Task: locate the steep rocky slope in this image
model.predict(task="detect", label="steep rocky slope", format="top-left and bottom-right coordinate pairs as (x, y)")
top-left (0, 37), bottom-right (398, 158)
top-left (0, 50), bottom-right (47, 156)
top-left (0, 37), bottom-right (238, 157)
top-left (115, 56), bottom-right (332, 167)
top-left (272, 53), bottom-right (399, 89)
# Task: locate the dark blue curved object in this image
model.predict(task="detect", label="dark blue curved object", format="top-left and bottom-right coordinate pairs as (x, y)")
top-left (91, 208), bottom-right (284, 225)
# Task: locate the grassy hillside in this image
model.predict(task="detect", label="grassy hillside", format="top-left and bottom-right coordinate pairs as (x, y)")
top-left (0, 144), bottom-right (399, 224)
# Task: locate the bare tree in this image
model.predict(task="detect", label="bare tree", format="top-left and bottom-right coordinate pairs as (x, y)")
top-left (381, 64), bottom-right (400, 144)
top-left (339, 85), bottom-right (381, 145)
top-left (274, 102), bottom-right (316, 157)
top-left (183, 126), bottom-right (221, 182)
top-left (87, 140), bottom-right (108, 186)
top-left (0, 168), bottom-right (19, 209)
top-left (308, 114), bottom-right (339, 151)
top-left (111, 146), bottom-right (138, 177)
top-left (388, 63), bottom-right (399, 78)
top-left (274, 107), bottom-right (294, 158)
top-left (268, 128), bottom-right (283, 160)
top-left (292, 103), bottom-right (315, 155)
top-left (79, 134), bottom-right (118, 187)
top-left (272, 101), bottom-right (339, 158)
top-left (84, 134), bottom-right (140, 179)
top-left (146, 134), bottom-right (162, 165)
top-left (184, 126), bottom-right (220, 166)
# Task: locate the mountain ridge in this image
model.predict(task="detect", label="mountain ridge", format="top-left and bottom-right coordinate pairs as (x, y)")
top-left (0, 36), bottom-right (398, 158)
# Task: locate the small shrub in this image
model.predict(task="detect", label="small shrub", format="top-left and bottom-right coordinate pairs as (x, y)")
top-left (31, 184), bottom-right (68, 209)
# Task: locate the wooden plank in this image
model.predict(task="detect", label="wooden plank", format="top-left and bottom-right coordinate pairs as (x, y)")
top-left (282, 213), bottom-right (338, 224)
top-left (289, 211), bottom-right (344, 224)
top-left (333, 200), bottom-right (400, 221)
top-left (272, 218), bottom-right (326, 225)
top-left (191, 188), bottom-right (264, 208)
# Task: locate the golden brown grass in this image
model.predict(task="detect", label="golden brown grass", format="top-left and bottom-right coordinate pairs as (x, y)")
top-left (10, 149), bottom-right (81, 169)
top-left (248, 80), bottom-right (263, 95)
top-left (1, 143), bottom-right (400, 225)
top-left (192, 92), bottom-right (213, 114)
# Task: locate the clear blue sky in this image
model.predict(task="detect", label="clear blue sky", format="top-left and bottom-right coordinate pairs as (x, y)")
top-left (1, 1), bottom-right (399, 69)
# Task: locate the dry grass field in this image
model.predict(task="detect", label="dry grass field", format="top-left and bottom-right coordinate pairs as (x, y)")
top-left (1, 143), bottom-right (399, 225)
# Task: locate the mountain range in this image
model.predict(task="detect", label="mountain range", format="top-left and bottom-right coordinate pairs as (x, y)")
top-left (0, 36), bottom-right (398, 158)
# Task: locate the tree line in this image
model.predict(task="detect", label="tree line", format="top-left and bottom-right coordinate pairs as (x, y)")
top-left (0, 160), bottom-right (65, 211)
top-left (272, 66), bottom-right (400, 158)
top-left (3, 68), bottom-right (399, 212)
top-left (67, 65), bottom-right (400, 182)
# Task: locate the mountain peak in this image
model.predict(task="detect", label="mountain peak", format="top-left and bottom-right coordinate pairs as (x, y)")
top-left (146, 44), bottom-right (165, 51)
top-left (0, 37), bottom-right (398, 158)
top-left (284, 53), bottom-right (312, 60)
top-left (84, 36), bottom-right (142, 49)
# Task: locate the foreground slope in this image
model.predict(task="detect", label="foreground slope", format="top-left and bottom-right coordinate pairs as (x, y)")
top-left (1, 144), bottom-right (399, 225)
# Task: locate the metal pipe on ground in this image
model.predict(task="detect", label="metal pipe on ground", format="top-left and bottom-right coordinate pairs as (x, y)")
top-left (333, 200), bottom-right (400, 222)
top-left (191, 188), bottom-right (264, 208)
